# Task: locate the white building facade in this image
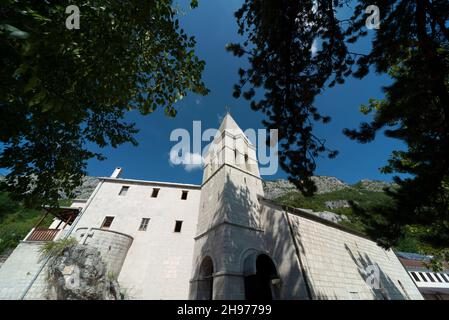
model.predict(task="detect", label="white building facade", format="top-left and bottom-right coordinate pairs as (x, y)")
top-left (0, 114), bottom-right (423, 300)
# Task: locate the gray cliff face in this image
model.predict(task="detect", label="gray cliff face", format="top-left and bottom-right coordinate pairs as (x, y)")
top-left (0, 174), bottom-right (99, 200)
top-left (263, 176), bottom-right (393, 200)
top-left (2, 173), bottom-right (392, 202)
top-left (70, 176), bottom-right (100, 199)
top-left (262, 176), bottom-right (350, 200)
top-left (357, 179), bottom-right (392, 192)
top-left (46, 244), bottom-right (122, 300)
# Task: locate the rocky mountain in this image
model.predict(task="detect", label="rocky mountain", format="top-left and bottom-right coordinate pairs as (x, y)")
top-left (0, 174), bottom-right (99, 200)
top-left (263, 176), bottom-right (393, 200)
top-left (355, 179), bottom-right (393, 192)
top-left (70, 176), bottom-right (100, 199)
top-left (262, 176), bottom-right (349, 199)
top-left (1, 173), bottom-right (393, 201)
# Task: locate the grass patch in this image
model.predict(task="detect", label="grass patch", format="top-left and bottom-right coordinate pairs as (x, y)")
top-left (0, 191), bottom-right (70, 255)
top-left (0, 192), bottom-right (54, 255)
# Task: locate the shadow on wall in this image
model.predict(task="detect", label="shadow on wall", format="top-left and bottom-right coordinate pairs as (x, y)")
top-left (193, 172), bottom-right (264, 299)
top-left (193, 173), bottom-right (320, 300)
top-left (193, 172), bottom-right (409, 300)
top-left (286, 215), bottom-right (336, 300)
top-left (261, 205), bottom-right (317, 300)
top-left (344, 244), bottom-right (408, 300)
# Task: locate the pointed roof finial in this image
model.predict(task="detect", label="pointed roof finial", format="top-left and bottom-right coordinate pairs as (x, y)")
top-left (225, 105), bottom-right (231, 115)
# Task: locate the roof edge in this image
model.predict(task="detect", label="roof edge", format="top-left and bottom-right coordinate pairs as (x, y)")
top-left (258, 196), bottom-right (373, 242)
top-left (98, 177), bottom-right (201, 189)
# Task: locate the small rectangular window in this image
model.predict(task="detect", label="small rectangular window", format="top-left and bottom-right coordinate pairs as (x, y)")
top-left (139, 218), bottom-right (150, 231)
top-left (426, 272), bottom-right (436, 282)
top-left (151, 188), bottom-right (160, 198)
top-left (410, 272), bottom-right (420, 282)
top-left (119, 186), bottom-right (129, 196)
top-left (101, 216), bottom-right (114, 229)
top-left (181, 190), bottom-right (188, 200)
top-left (174, 220), bottom-right (183, 233)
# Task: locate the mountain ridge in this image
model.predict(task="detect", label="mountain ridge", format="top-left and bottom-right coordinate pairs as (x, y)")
top-left (0, 174), bottom-right (393, 200)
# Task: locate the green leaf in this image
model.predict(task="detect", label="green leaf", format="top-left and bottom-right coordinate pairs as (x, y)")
top-left (190, 0), bottom-right (199, 9)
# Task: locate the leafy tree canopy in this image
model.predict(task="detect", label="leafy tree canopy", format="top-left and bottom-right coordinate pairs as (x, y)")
top-left (228, 0), bottom-right (449, 253)
top-left (0, 0), bottom-right (208, 207)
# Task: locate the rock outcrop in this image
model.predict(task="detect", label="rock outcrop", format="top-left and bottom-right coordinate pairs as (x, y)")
top-left (299, 209), bottom-right (349, 224)
top-left (46, 244), bottom-right (122, 300)
top-left (263, 176), bottom-right (350, 199)
top-left (70, 176), bottom-right (100, 199)
top-left (263, 177), bottom-right (394, 200)
top-left (324, 200), bottom-right (351, 210)
top-left (357, 179), bottom-right (392, 192)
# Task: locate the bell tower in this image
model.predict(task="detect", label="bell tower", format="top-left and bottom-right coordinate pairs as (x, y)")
top-left (189, 113), bottom-right (266, 300)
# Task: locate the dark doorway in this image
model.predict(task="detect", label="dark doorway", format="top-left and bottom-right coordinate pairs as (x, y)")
top-left (244, 254), bottom-right (278, 300)
top-left (197, 256), bottom-right (214, 300)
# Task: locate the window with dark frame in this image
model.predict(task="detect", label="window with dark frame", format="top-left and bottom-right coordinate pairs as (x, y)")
top-left (181, 190), bottom-right (188, 200)
top-left (119, 186), bottom-right (129, 196)
top-left (101, 216), bottom-right (114, 229)
top-left (151, 188), bottom-right (160, 198)
top-left (139, 218), bottom-right (150, 231)
top-left (174, 220), bottom-right (183, 233)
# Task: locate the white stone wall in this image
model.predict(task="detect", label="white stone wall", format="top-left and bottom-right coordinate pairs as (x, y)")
top-left (74, 179), bottom-right (201, 299)
top-left (259, 202), bottom-right (423, 300)
top-left (75, 228), bottom-right (133, 276)
top-left (0, 242), bottom-right (47, 299)
top-left (260, 204), bottom-right (310, 299)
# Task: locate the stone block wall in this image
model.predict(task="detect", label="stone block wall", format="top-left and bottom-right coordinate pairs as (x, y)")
top-left (286, 210), bottom-right (423, 300)
top-left (0, 242), bottom-right (47, 299)
top-left (75, 228), bottom-right (133, 276)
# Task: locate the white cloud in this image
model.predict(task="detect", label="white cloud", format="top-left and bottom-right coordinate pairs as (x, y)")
top-left (169, 150), bottom-right (204, 172)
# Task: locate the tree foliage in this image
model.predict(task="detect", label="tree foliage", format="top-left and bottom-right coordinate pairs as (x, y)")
top-left (228, 0), bottom-right (449, 250)
top-left (0, 0), bottom-right (208, 207)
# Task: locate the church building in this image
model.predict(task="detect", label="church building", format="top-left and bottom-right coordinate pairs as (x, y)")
top-left (0, 114), bottom-right (423, 300)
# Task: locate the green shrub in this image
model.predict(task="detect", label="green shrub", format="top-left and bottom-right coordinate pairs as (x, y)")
top-left (39, 237), bottom-right (78, 260)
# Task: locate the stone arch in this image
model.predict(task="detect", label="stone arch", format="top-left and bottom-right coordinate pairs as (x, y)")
top-left (240, 248), bottom-right (259, 276)
top-left (197, 256), bottom-right (214, 300)
top-left (242, 252), bottom-right (280, 300)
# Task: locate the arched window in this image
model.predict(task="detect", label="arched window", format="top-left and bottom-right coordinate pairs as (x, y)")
top-left (244, 254), bottom-right (279, 300)
top-left (197, 256), bottom-right (214, 300)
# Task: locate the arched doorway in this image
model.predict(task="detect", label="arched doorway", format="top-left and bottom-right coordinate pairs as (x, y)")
top-left (197, 256), bottom-right (214, 300)
top-left (244, 254), bottom-right (279, 300)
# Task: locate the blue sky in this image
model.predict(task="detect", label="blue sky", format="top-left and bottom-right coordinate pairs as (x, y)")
top-left (84, 0), bottom-right (404, 185)
top-left (0, 1), bottom-right (404, 185)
